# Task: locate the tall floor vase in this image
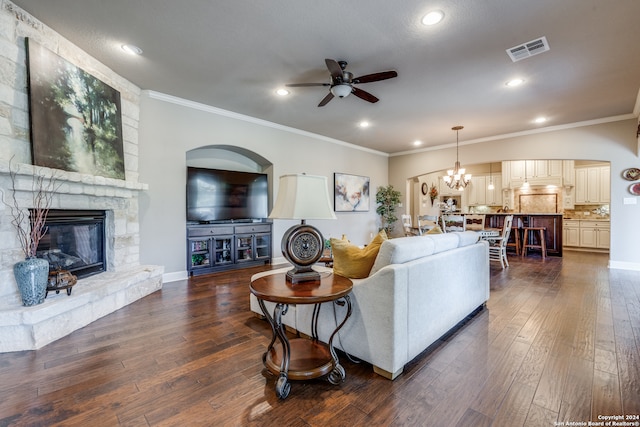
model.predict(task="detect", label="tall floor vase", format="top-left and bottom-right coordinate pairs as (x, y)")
top-left (13, 257), bottom-right (49, 306)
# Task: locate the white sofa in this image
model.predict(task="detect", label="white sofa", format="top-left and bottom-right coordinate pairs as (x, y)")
top-left (250, 231), bottom-right (489, 380)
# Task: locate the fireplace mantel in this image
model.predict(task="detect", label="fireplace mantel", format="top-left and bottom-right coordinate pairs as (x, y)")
top-left (0, 160), bottom-right (149, 199)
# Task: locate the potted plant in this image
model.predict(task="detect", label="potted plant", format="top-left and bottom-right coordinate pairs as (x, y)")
top-left (375, 185), bottom-right (402, 236)
top-left (6, 160), bottom-right (58, 306)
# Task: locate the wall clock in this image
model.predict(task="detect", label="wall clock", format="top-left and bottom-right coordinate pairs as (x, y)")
top-left (421, 182), bottom-right (428, 195)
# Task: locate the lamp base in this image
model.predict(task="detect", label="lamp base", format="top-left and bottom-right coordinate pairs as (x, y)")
top-left (286, 267), bottom-right (321, 284)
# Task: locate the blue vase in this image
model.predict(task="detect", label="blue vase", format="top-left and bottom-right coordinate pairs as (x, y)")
top-left (13, 257), bottom-right (49, 307)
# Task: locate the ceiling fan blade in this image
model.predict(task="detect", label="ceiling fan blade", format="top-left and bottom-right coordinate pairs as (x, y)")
top-left (286, 83), bottom-right (330, 87)
top-left (352, 87), bottom-right (379, 103)
top-left (325, 59), bottom-right (344, 82)
top-left (318, 92), bottom-right (334, 107)
top-left (352, 70), bottom-right (398, 84)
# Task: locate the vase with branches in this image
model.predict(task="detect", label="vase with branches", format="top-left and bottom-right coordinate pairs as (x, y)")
top-left (5, 158), bottom-right (60, 306)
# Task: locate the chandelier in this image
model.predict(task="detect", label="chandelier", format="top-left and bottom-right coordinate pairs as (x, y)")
top-left (442, 125), bottom-right (472, 190)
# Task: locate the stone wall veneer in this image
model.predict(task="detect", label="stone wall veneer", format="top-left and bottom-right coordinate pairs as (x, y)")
top-left (0, 1), bottom-right (163, 351)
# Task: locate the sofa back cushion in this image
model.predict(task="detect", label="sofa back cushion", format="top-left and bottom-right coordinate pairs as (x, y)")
top-left (370, 236), bottom-right (435, 275)
top-left (369, 231), bottom-right (481, 275)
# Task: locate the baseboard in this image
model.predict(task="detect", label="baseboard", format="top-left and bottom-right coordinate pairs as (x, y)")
top-left (608, 260), bottom-right (640, 271)
top-left (163, 270), bottom-right (189, 283)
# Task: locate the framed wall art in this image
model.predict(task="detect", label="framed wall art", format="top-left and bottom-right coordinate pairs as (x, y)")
top-left (26, 38), bottom-right (125, 180)
top-left (334, 173), bottom-right (370, 212)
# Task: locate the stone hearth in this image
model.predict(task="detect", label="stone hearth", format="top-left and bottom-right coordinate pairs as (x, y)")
top-left (0, 162), bottom-right (164, 352)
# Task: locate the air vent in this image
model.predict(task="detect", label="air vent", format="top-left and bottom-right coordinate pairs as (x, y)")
top-left (506, 36), bottom-right (550, 62)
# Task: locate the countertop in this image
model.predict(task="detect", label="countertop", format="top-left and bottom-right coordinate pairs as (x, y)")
top-left (487, 212), bottom-right (563, 216)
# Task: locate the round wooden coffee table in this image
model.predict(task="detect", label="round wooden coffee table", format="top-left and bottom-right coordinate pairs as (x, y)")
top-left (250, 271), bottom-right (353, 399)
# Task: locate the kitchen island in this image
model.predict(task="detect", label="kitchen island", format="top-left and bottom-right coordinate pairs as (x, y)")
top-left (484, 213), bottom-right (563, 257)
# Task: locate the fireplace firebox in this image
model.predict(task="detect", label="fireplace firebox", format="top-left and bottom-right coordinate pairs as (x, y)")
top-left (35, 209), bottom-right (106, 279)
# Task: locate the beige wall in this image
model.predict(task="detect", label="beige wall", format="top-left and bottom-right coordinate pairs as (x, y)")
top-left (138, 92), bottom-right (389, 279)
top-left (389, 119), bottom-right (640, 270)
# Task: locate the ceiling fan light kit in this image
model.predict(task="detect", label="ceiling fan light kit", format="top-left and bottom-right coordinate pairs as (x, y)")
top-left (331, 84), bottom-right (352, 98)
top-left (286, 58), bottom-right (397, 107)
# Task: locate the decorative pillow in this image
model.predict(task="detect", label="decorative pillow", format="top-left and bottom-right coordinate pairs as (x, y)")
top-left (426, 225), bottom-right (443, 234)
top-left (331, 230), bottom-right (388, 279)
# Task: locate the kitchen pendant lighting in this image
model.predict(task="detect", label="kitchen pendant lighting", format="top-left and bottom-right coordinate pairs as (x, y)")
top-left (487, 162), bottom-right (495, 190)
top-left (442, 126), bottom-right (472, 191)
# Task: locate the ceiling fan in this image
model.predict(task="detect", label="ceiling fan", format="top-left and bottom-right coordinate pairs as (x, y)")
top-left (286, 59), bottom-right (398, 107)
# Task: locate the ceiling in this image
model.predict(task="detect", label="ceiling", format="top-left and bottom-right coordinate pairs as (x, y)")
top-left (11, 0), bottom-right (640, 154)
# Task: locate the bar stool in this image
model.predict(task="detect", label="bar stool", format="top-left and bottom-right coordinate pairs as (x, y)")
top-left (521, 227), bottom-right (547, 259)
top-left (506, 217), bottom-right (522, 255)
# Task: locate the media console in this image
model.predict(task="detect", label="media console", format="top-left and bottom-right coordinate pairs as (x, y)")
top-left (187, 222), bottom-right (272, 276)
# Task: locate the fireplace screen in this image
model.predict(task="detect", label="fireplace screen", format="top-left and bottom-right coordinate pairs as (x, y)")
top-left (35, 210), bottom-right (106, 279)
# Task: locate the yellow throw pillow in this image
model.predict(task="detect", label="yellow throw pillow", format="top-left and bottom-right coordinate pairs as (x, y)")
top-left (331, 230), bottom-right (388, 279)
top-left (426, 225), bottom-right (443, 234)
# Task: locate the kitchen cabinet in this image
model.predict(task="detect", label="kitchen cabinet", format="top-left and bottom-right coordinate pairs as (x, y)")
top-left (578, 220), bottom-right (610, 249)
top-left (464, 174), bottom-right (503, 206)
top-left (562, 160), bottom-right (575, 187)
top-left (467, 176), bottom-right (486, 205)
top-left (502, 160), bottom-right (563, 187)
top-left (575, 165), bottom-right (610, 204)
top-left (486, 173), bottom-right (502, 206)
top-left (563, 219), bottom-right (609, 251)
top-left (563, 220), bottom-right (580, 246)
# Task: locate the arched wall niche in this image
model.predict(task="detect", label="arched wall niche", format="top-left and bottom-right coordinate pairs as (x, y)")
top-left (186, 144), bottom-right (274, 212)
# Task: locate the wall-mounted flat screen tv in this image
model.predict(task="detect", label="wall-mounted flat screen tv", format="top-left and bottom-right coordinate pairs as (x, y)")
top-left (186, 167), bottom-right (268, 222)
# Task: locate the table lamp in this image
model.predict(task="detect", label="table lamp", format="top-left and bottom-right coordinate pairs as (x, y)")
top-left (269, 174), bottom-right (336, 284)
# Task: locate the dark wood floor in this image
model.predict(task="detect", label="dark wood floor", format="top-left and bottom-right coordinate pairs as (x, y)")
top-left (1, 251), bottom-right (638, 426)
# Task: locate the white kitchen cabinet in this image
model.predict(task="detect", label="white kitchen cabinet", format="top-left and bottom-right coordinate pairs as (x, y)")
top-left (599, 166), bottom-right (610, 202)
top-left (579, 221), bottom-right (610, 249)
top-left (575, 165), bottom-right (610, 204)
top-left (564, 219), bottom-right (609, 250)
top-left (563, 220), bottom-right (580, 247)
top-left (503, 160), bottom-right (563, 187)
top-left (467, 176), bottom-right (486, 205)
top-left (562, 160), bottom-right (575, 187)
top-left (465, 174), bottom-right (503, 206)
top-left (486, 173), bottom-right (502, 206)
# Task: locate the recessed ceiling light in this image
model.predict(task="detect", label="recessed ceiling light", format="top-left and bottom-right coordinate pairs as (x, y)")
top-left (413, 140), bottom-right (422, 146)
top-left (359, 121), bottom-right (370, 128)
top-left (534, 116), bottom-right (547, 124)
top-left (275, 88), bottom-right (290, 96)
top-left (505, 78), bottom-right (525, 87)
top-left (422, 10), bottom-right (444, 26)
top-left (121, 44), bottom-right (143, 55)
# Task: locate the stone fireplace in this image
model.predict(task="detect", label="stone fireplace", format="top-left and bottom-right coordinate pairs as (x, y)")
top-left (0, 164), bottom-right (163, 352)
top-left (0, 1), bottom-right (163, 352)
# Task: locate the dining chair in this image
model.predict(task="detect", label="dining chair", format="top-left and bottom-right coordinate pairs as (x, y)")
top-left (488, 214), bottom-right (513, 269)
top-left (441, 214), bottom-right (465, 233)
top-left (401, 214), bottom-right (418, 236)
top-left (417, 214), bottom-right (439, 235)
top-left (465, 214), bottom-right (486, 231)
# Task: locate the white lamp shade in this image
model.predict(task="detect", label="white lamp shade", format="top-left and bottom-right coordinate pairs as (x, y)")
top-left (269, 174), bottom-right (337, 220)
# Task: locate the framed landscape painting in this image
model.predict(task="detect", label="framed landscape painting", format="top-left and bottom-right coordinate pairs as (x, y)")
top-left (26, 38), bottom-right (125, 180)
top-left (334, 173), bottom-right (370, 212)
